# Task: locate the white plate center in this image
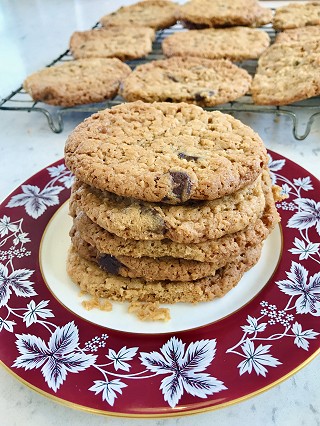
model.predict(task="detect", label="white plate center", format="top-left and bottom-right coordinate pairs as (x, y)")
top-left (40, 203), bottom-right (282, 334)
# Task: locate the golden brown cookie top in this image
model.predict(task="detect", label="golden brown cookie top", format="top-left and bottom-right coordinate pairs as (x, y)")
top-left (177, 0), bottom-right (272, 28)
top-left (274, 2), bottom-right (320, 30)
top-left (162, 27), bottom-right (270, 62)
top-left (23, 58), bottom-right (131, 107)
top-left (120, 57), bottom-right (251, 106)
top-left (69, 27), bottom-right (155, 61)
top-left (100, 0), bottom-right (178, 30)
top-left (70, 175), bottom-right (265, 243)
top-left (65, 101), bottom-right (268, 203)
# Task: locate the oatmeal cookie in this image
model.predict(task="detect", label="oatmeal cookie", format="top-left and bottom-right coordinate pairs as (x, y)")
top-left (70, 171), bottom-right (279, 262)
top-left (100, 0), bottom-right (178, 30)
top-left (275, 25), bottom-right (320, 44)
top-left (177, 0), bottom-right (272, 28)
top-left (162, 27), bottom-right (270, 61)
top-left (23, 58), bottom-right (131, 107)
top-left (69, 27), bottom-right (155, 61)
top-left (120, 57), bottom-right (251, 106)
top-left (273, 2), bottom-right (320, 30)
top-left (65, 102), bottom-right (268, 203)
top-left (69, 174), bottom-right (265, 243)
top-left (71, 230), bottom-right (258, 281)
top-left (252, 40), bottom-right (320, 105)
top-left (66, 244), bottom-right (262, 304)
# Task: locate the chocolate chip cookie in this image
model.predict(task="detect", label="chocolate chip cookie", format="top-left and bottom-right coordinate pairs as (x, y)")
top-left (120, 57), bottom-right (251, 106)
top-left (275, 25), bottom-right (320, 44)
top-left (100, 0), bottom-right (178, 30)
top-left (70, 171), bottom-right (279, 263)
top-left (162, 27), bottom-right (270, 61)
top-left (65, 101), bottom-right (268, 203)
top-left (70, 175), bottom-right (265, 243)
top-left (23, 58), bottom-right (131, 107)
top-left (252, 40), bottom-right (320, 105)
top-left (66, 243), bottom-right (262, 304)
top-left (177, 0), bottom-right (272, 28)
top-left (273, 2), bottom-right (320, 30)
top-left (69, 27), bottom-right (155, 61)
top-left (71, 230), bottom-right (256, 281)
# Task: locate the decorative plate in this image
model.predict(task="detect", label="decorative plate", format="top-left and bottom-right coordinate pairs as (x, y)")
top-left (0, 151), bottom-right (319, 417)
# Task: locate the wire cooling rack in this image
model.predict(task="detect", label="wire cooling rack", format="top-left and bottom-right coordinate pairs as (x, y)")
top-left (1, 23), bottom-right (319, 139)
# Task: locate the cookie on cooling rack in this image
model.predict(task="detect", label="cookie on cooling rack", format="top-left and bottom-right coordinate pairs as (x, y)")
top-left (69, 27), bottom-right (155, 61)
top-left (275, 25), bottom-right (320, 44)
top-left (252, 40), bottom-right (320, 105)
top-left (100, 0), bottom-right (178, 30)
top-left (177, 0), bottom-right (272, 29)
top-left (65, 101), bottom-right (269, 203)
top-left (162, 27), bottom-right (270, 62)
top-left (22, 58), bottom-right (131, 107)
top-left (120, 57), bottom-right (251, 106)
top-left (273, 2), bottom-right (320, 30)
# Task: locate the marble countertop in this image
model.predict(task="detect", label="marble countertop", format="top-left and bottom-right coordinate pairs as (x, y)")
top-left (0, 1), bottom-right (319, 425)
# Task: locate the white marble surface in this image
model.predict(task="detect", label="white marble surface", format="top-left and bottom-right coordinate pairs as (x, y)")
top-left (0, 1), bottom-right (319, 425)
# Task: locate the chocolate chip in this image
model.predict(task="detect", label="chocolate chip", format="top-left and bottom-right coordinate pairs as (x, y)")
top-left (195, 91), bottom-right (215, 101)
top-left (140, 205), bottom-right (167, 234)
top-left (170, 171), bottom-right (192, 202)
top-left (98, 254), bottom-right (124, 275)
top-left (178, 152), bottom-right (199, 162)
top-left (166, 74), bottom-right (179, 83)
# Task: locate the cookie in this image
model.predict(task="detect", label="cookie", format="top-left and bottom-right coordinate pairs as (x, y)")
top-left (66, 243), bottom-right (262, 304)
top-left (100, 0), bottom-right (178, 30)
top-left (71, 230), bottom-right (258, 281)
top-left (274, 25), bottom-right (320, 44)
top-left (177, 0), bottom-right (272, 28)
top-left (273, 2), bottom-right (320, 30)
top-left (162, 27), bottom-right (270, 62)
top-left (252, 40), bottom-right (320, 105)
top-left (23, 58), bottom-right (131, 107)
top-left (69, 27), bottom-right (155, 61)
top-left (120, 57), bottom-right (251, 106)
top-left (65, 102), bottom-right (269, 203)
top-left (70, 175), bottom-right (265, 243)
top-left (70, 171), bottom-right (279, 263)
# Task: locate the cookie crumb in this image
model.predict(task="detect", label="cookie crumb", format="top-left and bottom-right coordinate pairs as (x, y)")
top-left (82, 296), bottom-right (113, 311)
top-left (128, 302), bottom-right (171, 321)
top-left (272, 184), bottom-right (288, 202)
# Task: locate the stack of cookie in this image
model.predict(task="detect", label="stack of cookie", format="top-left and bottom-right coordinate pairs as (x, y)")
top-left (65, 101), bottom-right (280, 320)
